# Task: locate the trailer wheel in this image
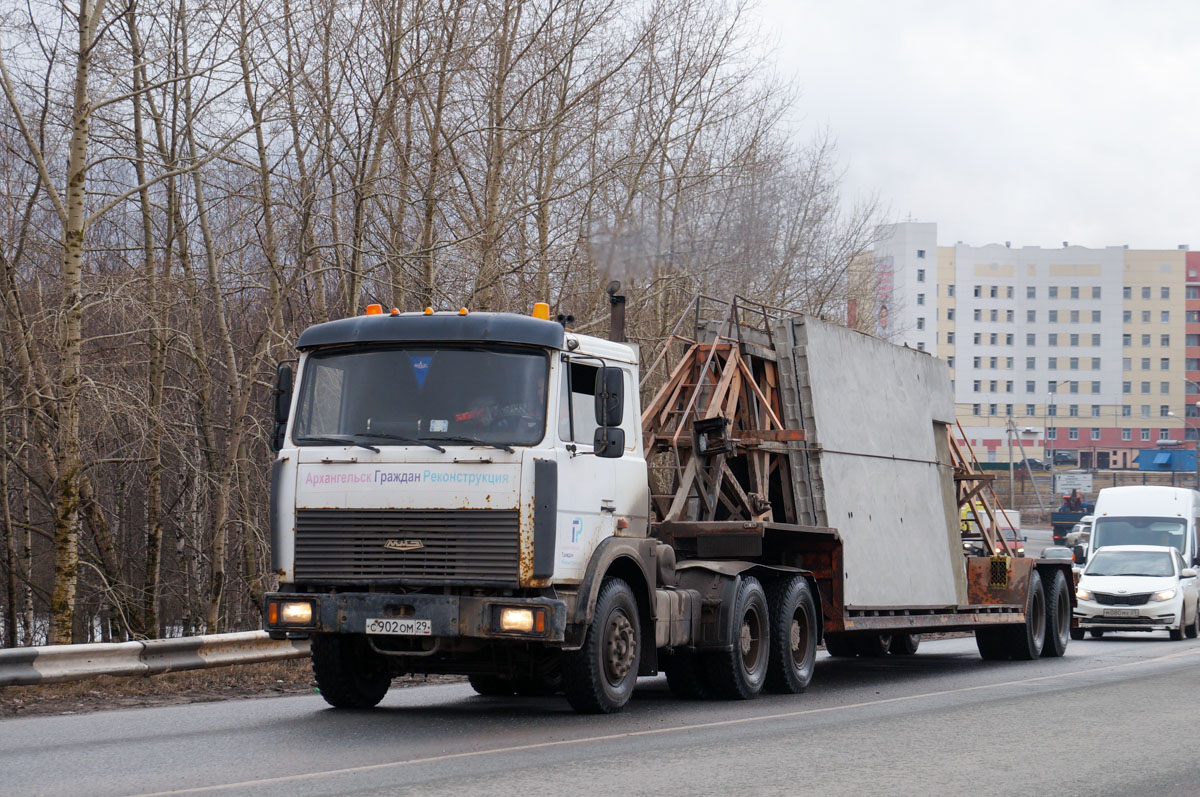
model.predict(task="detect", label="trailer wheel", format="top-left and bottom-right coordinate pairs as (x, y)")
top-left (764, 576), bottom-right (817, 694)
top-left (1069, 627), bottom-right (1085, 640)
top-left (561, 577), bottom-right (640, 714)
top-left (975, 627), bottom-right (1009, 660)
top-left (889, 633), bottom-right (920, 655)
top-left (706, 576), bottom-right (770, 699)
top-left (823, 632), bottom-right (857, 658)
top-left (856, 634), bottom-right (891, 657)
top-left (311, 633), bottom-right (391, 709)
top-left (1007, 569), bottom-right (1046, 660)
top-left (664, 651), bottom-right (715, 700)
top-left (1041, 569), bottom-right (1070, 658)
top-left (468, 674), bottom-right (514, 697)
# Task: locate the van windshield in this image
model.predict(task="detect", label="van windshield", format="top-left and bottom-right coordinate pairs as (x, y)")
top-left (1091, 516), bottom-right (1186, 555)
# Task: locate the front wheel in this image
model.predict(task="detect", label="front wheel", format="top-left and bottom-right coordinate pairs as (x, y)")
top-left (706, 576), bottom-right (770, 699)
top-left (1186, 605), bottom-right (1200, 640)
top-left (561, 577), bottom-right (641, 714)
top-left (764, 576), bottom-right (817, 694)
top-left (311, 633), bottom-right (392, 709)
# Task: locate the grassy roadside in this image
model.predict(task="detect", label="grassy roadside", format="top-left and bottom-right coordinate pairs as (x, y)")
top-left (0, 659), bottom-right (464, 719)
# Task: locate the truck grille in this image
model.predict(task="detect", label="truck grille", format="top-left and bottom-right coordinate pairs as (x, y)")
top-left (1093, 592), bottom-right (1151, 606)
top-left (294, 509), bottom-right (520, 586)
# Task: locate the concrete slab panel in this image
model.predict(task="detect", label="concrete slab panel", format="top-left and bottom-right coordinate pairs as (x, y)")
top-left (779, 316), bottom-right (965, 606)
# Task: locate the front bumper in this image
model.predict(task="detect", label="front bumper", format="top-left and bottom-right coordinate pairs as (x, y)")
top-left (1074, 598), bottom-right (1179, 631)
top-left (264, 591), bottom-right (568, 643)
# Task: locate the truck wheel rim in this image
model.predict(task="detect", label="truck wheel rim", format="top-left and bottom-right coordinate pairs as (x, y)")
top-left (604, 611), bottom-right (636, 685)
top-left (790, 611), bottom-right (810, 668)
top-left (740, 606), bottom-right (764, 674)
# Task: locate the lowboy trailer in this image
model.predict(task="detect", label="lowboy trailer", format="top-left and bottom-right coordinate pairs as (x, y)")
top-left (264, 296), bottom-right (1072, 713)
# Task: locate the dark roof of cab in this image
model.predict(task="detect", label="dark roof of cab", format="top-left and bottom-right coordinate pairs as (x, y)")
top-left (295, 311), bottom-right (566, 351)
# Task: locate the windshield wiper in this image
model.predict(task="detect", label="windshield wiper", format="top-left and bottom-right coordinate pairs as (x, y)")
top-left (357, 432), bottom-right (446, 453)
top-left (425, 435), bottom-right (515, 453)
top-left (298, 435), bottom-right (380, 453)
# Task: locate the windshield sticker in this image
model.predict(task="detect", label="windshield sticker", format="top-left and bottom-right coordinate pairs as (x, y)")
top-left (429, 419), bottom-right (448, 432)
top-left (409, 355), bottom-right (433, 387)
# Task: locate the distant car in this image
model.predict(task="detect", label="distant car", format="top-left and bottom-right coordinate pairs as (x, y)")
top-left (1022, 458), bottom-right (1049, 471)
top-left (997, 526), bottom-right (1026, 557)
top-left (1040, 545), bottom-right (1074, 561)
top-left (1072, 545), bottom-right (1200, 640)
top-left (1053, 452), bottom-right (1078, 466)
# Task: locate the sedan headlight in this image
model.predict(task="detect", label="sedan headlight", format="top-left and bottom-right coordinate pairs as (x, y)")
top-left (1076, 587), bottom-right (1092, 600)
top-left (1151, 588), bottom-right (1177, 602)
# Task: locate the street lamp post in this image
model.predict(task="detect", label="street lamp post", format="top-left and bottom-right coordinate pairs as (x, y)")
top-left (1168, 400), bottom-right (1200, 489)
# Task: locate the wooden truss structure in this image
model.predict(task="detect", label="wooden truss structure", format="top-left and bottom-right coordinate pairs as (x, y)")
top-left (640, 298), bottom-right (805, 525)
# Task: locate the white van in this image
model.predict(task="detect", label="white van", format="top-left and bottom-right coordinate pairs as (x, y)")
top-left (1086, 486), bottom-right (1200, 567)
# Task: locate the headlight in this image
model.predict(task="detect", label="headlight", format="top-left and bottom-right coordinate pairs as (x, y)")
top-left (496, 606), bottom-right (546, 634)
top-left (279, 600), bottom-right (314, 625)
top-left (1076, 587), bottom-right (1092, 600)
top-left (1152, 588), bottom-right (1177, 602)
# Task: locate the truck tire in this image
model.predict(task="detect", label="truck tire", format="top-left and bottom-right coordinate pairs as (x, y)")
top-left (1007, 569), bottom-right (1046, 660)
top-left (664, 650), bottom-right (715, 700)
top-left (1069, 626), bottom-right (1085, 640)
top-left (975, 627), bottom-right (1009, 660)
top-left (856, 634), bottom-right (891, 657)
top-left (561, 577), bottom-right (641, 714)
top-left (706, 576), bottom-right (770, 700)
top-left (889, 633), bottom-right (920, 655)
top-left (1041, 569), bottom-right (1070, 658)
top-left (468, 674), bottom-right (514, 696)
top-left (764, 576), bottom-right (817, 694)
top-left (311, 633), bottom-right (391, 709)
top-left (823, 632), bottom-right (857, 658)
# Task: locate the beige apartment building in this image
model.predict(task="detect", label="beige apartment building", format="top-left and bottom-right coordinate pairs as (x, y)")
top-left (867, 222), bottom-right (1200, 469)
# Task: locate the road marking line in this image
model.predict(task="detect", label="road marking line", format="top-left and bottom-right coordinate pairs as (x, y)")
top-left (132, 646), bottom-right (1200, 796)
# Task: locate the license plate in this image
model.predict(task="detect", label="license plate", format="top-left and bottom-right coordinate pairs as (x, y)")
top-left (1102, 608), bottom-right (1139, 618)
top-left (365, 618), bottom-right (432, 636)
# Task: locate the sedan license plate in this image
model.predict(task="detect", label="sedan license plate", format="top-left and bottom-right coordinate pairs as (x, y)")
top-left (1102, 608), bottom-right (1139, 618)
top-left (365, 618), bottom-right (432, 636)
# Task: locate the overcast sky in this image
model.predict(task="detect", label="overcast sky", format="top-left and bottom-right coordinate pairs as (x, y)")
top-left (754, 0), bottom-right (1200, 251)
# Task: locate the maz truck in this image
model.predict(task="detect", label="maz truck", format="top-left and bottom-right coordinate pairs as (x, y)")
top-left (264, 298), bottom-right (1073, 713)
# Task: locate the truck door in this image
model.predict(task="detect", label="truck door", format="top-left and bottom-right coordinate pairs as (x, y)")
top-left (553, 358), bottom-right (616, 581)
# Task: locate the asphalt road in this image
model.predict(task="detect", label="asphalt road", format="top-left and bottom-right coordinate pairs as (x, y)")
top-left (4, 632), bottom-right (1200, 797)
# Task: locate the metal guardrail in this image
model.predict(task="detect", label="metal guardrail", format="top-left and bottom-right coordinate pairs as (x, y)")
top-left (0, 631), bottom-right (310, 687)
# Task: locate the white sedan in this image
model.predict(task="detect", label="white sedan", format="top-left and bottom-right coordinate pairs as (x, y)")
top-left (1072, 545), bottom-right (1200, 640)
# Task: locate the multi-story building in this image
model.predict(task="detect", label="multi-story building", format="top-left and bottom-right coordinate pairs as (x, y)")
top-left (868, 222), bottom-right (1200, 468)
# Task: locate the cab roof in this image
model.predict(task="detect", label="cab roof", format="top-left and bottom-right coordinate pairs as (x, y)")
top-left (296, 311), bottom-right (566, 351)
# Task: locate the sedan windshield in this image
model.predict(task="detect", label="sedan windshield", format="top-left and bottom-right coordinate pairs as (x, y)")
top-left (292, 345), bottom-right (548, 447)
top-left (1091, 516), bottom-right (1187, 555)
top-left (1085, 550), bottom-right (1175, 578)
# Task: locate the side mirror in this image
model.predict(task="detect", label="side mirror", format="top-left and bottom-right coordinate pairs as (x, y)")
top-left (271, 363), bottom-right (293, 452)
top-left (1182, 568), bottom-right (1197, 579)
top-left (593, 427), bottom-right (625, 458)
top-left (594, 367), bottom-right (623, 427)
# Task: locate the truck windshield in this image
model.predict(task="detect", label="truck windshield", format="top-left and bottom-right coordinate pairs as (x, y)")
top-left (292, 345), bottom-right (548, 447)
top-left (1085, 549), bottom-right (1174, 577)
top-left (1091, 516), bottom-right (1186, 555)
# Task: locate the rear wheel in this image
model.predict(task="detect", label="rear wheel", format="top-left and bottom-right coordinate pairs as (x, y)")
top-left (823, 632), bottom-right (857, 658)
top-left (764, 576), bottom-right (817, 694)
top-left (664, 650), bottom-right (714, 700)
top-left (562, 578), bottom-right (641, 714)
top-left (1007, 569), bottom-right (1046, 660)
top-left (706, 576), bottom-right (770, 700)
top-left (311, 633), bottom-right (392, 709)
top-left (975, 627), bottom-right (1009, 660)
top-left (889, 633), bottom-right (921, 655)
top-left (468, 674), bottom-right (514, 697)
top-left (1041, 569), bottom-right (1070, 658)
